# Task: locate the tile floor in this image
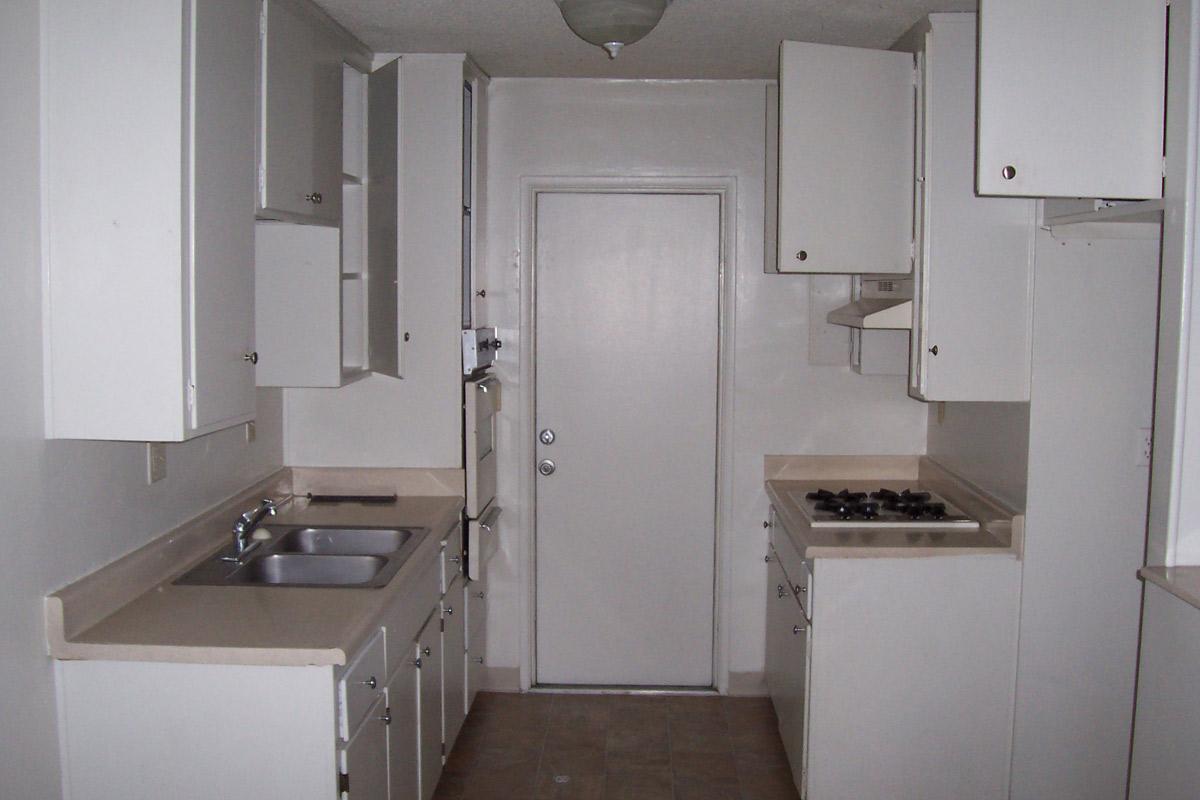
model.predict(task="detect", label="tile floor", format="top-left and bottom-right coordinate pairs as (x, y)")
top-left (434, 692), bottom-right (801, 800)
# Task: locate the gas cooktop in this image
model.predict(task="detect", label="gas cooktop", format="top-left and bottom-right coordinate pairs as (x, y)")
top-left (792, 487), bottom-right (979, 530)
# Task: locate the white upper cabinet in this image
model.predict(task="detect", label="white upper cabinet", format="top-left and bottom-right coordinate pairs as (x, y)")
top-left (776, 42), bottom-right (914, 273)
top-left (905, 15), bottom-right (1036, 402)
top-left (42, 0), bottom-right (257, 441)
top-left (976, 0), bottom-right (1167, 199)
top-left (259, 0), bottom-right (344, 224)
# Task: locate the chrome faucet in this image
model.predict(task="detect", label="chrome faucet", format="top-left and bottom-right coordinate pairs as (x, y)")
top-left (220, 498), bottom-right (276, 563)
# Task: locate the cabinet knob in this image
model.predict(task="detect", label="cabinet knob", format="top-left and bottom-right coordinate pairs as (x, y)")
top-left (797, 585), bottom-right (807, 594)
top-left (793, 625), bottom-right (803, 635)
top-left (928, 345), bottom-right (939, 356)
top-left (305, 192), bottom-right (323, 204)
top-left (449, 554), bottom-right (462, 564)
top-left (764, 554), bottom-right (772, 563)
top-left (475, 591), bottom-right (486, 599)
top-left (762, 520), bottom-right (771, 529)
top-left (243, 351), bottom-right (258, 364)
top-left (413, 657), bottom-right (422, 668)
top-left (1001, 165), bottom-right (1017, 181)
top-left (476, 289), bottom-right (487, 298)
top-left (472, 656), bottom-right (484, 664)
top-left (378, 712), bottom-right (392, 725)
top-left (422, 646), bottom-right (432, 657)
top-left (777, 584), bottom-right (787, 599)
top-left (444, 606), bottom-right (454, 616)
top-left (795, 250), bottom-right (808, 261)
top-left (358, 676), bottom-right (377, 689)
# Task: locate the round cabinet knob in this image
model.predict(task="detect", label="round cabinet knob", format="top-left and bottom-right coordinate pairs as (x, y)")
top-left (537, 459), bottom-right (556, 476)
top-left (359, 676), bottom-right (377, 689)
top-left (762, 520), bottom-right (771, 528)
top-left (422, 646), bottom-right (432, 657)
top-left (413, 657), bottom-right (423, 668)
top-left (777, 584), bottom-right (787, 599)
top-left (473, 656), bottom-right (484, 664)
top-left (764, 554), bottom-right (772, 563)
top-left (378, 713), bottom-right (392, 725)
top-left (795, 250), bottom-right (808, 262)
top-left (449, 554), bottom-right (462, 564)
top-left (1001, 165), bottom-right (1017, 181)
top-left (305, 192), bottom-right (323, 204)
top-left (493, 339), bottom-right (503, 350)
top-left (928, 345), bottom-right (939, 356)
top-left (793, 625), bottom-right (803, 635)
top-left (539, 429), bottom-right (556, 446)
top-left (797, 585), bottom-right (807, 594)
top-left (476, 591), bottom-right (486, 599)
top-left (444, 606), bottom-right (454, 616)
top-left (243, 351), bottom-right (258, 364)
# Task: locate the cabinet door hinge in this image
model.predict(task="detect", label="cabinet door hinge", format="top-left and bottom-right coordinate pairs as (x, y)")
top-left (186, 382), bottom-right (196, 413)
top-left (338, 771), bottom-right (350, 795)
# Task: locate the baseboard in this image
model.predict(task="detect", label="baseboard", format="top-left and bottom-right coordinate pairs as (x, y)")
top-left (480, 666), bottom-right (522, 692)
top-left (726, 670), bottom-right (768, 696)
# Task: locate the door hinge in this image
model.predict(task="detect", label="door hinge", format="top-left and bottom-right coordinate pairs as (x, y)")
top-left (338, 772), bottom-right (350, 795)
top-left (186, 382), bottom-right (196, 413)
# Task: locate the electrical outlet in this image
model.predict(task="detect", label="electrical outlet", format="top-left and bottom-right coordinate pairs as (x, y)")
top-left (244, 421), bottom-right (256, 443)
top-left (146, 442), bottom-right (167, 484)
top-left (1136, 427), bottom-right (1153, 467)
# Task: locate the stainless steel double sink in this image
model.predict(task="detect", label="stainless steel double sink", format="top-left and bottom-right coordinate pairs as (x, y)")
top-left (175, 526), bottom-right (426, 589)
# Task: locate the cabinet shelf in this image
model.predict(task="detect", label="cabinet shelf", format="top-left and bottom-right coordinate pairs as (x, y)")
top-left (827, 299), bottom-right (913, 330)
top-left (1042, 198), bottom-right (1165, 239)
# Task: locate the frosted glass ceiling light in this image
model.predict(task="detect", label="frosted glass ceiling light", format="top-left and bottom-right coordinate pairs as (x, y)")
top-left (554, 0), bottom-right (672, 59)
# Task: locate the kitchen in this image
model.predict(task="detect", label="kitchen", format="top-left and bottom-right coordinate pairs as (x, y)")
top-left (3, 0), bottom-right (1199, 799)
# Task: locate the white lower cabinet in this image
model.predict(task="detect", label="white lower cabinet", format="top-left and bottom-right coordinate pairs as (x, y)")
top-left (442, 575), bottom-right (467, 751)
top-left (386, 651), bottom-right (420, 800)
top-left (55, 526), bottom-right (475, 800)
top-left (465, 570), bottom-right (489, 711)
top-left (341, 694), bottom-right (391, 800)
top-left (765, 507), bottom-right (1021, 800)
top-left (416, 611), bottom-right (444, 800)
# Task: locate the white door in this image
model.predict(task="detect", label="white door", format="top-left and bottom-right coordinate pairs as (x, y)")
top-left (535, 191), bottom-right (720, 686)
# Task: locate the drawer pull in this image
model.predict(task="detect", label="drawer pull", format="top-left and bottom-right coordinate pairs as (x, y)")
top-left (472, 657), bottom-right (484, 664)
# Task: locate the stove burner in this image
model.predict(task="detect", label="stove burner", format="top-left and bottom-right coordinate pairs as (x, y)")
top-left (807, 488), bottom-right (960, 523)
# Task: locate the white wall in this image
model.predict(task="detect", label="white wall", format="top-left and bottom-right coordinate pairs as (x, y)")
top-left (0, 3), bottom-right (284, 796)
top-left (479, 79), bottom-right (929, 683)
top-left (926, 402), bottom-right (1030, 509)
top-left (1008, 232), bottom-right (1159, 799)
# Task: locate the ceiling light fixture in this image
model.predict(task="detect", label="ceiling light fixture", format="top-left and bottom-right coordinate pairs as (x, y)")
top-left (554, 0), bottom-right (672, 59)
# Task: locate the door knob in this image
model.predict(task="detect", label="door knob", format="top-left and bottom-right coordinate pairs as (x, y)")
top-left (539, 428), bottom-right (556, 445)
top-left (537, 459), bottom-right (556, 476)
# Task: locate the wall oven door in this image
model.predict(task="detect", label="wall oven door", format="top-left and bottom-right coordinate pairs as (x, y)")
top-left (465, 375), bottom-right (499, 518)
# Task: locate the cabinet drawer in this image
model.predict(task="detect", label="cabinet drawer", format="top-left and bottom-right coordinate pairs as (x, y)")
top-left (339, 629), bottom-right (385, 741)
top-left (442, 522), bottom-right (464, 594)
top-left (769, 509), bottom-right (812, 620)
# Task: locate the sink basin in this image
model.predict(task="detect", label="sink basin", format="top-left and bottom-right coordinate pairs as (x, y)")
top-left (173, 524), bottom-right (428, 588)
top-left (230, 554), bottom-right (385, 586)
top-left (273, 527), bottom-right (413, 556)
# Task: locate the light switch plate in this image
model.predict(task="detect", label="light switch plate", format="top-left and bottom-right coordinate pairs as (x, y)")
top-left (146, 442), bottom-right (167, 484)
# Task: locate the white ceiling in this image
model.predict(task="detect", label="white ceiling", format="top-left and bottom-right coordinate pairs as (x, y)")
top-left (314, 0), bottom-right (977, 79)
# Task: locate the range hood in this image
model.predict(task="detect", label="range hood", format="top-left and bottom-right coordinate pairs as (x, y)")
top-left (827, 277), bottom-right (913, 330)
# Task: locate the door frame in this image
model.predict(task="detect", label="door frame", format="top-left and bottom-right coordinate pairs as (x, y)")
top-left (517, 176), bottom-right (738, 691)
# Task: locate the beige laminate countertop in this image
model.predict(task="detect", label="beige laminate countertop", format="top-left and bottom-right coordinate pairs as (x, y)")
top-left (764, 456), bottom-right (1021, 559)
top-left (46, 470), bottom-right (464, 667)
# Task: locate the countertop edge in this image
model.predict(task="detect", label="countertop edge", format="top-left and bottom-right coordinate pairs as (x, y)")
top-left (1139, 565), bottom-right (1200, 612)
